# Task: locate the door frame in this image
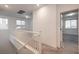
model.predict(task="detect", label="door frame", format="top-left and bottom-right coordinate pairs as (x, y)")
top-left (60, 9), bottom-right (79, 51)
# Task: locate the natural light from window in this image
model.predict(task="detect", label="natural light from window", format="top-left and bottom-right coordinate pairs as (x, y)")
top-left (16, 20), bottom-right (26, 29)
top-left (65, 20), bottom-right (77, 29)
top-left (0, 18), bottom-right (8, 30)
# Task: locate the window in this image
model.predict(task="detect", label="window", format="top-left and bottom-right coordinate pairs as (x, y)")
top-left (65, 20), bottom-right (77, 29)
top-left (0, 18), bottom-right (8, 29)
top-left (16, 20), bottom-right (25, 25)
top-left (71, 20), bottom-right (77, 28)
top-left (16, 20), bottom-right (21, 25)
top-left (65, 20), bottom-right (71, 28)
top-left (16, 20), bottom-right (25, 29)
top-left (21, 21), bottom-right (25, 25)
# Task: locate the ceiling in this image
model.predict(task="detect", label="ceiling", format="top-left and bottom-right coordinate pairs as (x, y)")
top-left (0, 4), bottom-right (45, 19)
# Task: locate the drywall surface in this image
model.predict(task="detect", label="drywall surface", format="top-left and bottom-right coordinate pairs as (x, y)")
top-left (33, 5), bottom-right (57, 48)
top-left (33, 4), bottom-right (79, 48)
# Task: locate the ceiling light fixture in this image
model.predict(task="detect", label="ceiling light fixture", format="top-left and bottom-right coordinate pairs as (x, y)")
top-left (4, 5), bottom-right (9, 8)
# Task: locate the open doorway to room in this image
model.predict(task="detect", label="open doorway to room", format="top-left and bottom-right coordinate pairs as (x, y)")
top-left (60, 9), bottom-right (78, 53)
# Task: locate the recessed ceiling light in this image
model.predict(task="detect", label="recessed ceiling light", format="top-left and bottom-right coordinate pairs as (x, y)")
top-left (4, 5), bottom-right (9, 8)
top-left (36, 4), bottom-right (40, 7)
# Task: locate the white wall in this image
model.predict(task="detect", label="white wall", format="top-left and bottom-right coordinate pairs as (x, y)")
top-left (33, 4), bottom-right (79, 48)
top-left (33, 5), bottom-right (57, 48)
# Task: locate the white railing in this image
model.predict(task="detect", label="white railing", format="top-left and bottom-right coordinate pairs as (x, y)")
top-left (10, 30), bottom-right (42, 54)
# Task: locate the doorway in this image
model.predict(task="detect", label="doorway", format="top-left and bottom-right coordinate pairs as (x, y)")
top-left (60, 9), bottom-right (78, 53)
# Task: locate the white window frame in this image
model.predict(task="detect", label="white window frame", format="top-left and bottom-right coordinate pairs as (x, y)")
top-left (0, 18), bottom-right (8, 30)
top-left (16, 20), bottom-right (25, 25)
top-left (65, 20), bottom-right (77, 29)
top-left (16, 20), bottom-right (26, 29)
